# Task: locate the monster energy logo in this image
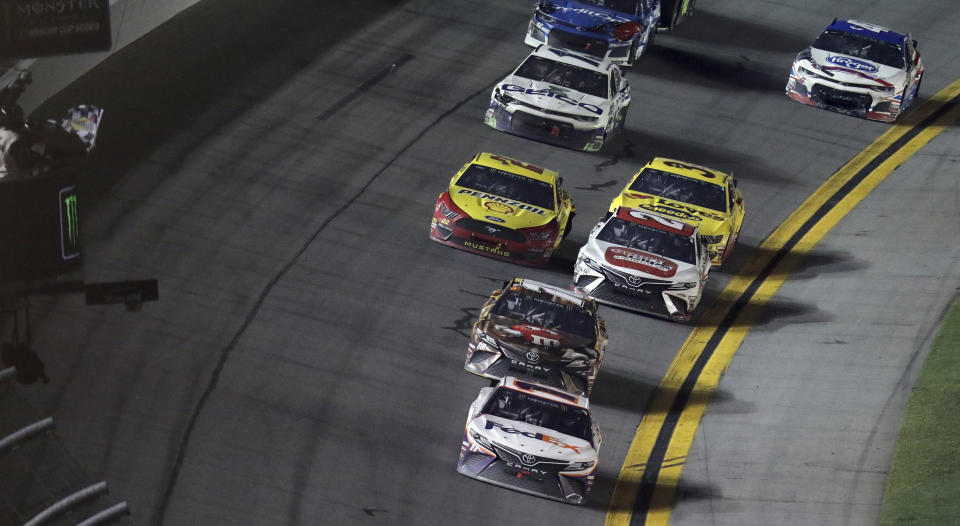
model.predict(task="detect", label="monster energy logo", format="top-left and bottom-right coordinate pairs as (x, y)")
top-left (59, 185), bottom-right (80, 260)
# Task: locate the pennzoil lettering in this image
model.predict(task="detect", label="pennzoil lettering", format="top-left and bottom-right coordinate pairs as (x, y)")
top-left (501, 84), bottom-right (603, 115)
top-left (456, 188), bottom-right (547, 215)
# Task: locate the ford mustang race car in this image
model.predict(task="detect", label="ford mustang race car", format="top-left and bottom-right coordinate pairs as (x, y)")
top-left (485, 46), bottom-right (630, 152)
top-left (465, 278), bottom-right (607, 396)
top-left (457, 377), bottom-right (601, 504)
top-left (573, 207), bottom-right (710, 321)
top-left (786, 18), bottom-right (923, 122)
top-left (429, 153), bottom-right (575, 266)
top-left (608, 157), bottom-right (743, 265)
top-left (524, 0), bottom-right (659, 66)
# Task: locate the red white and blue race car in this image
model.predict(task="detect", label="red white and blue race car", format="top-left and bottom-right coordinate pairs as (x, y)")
top-left (786, 18), bottom-right (923, 122)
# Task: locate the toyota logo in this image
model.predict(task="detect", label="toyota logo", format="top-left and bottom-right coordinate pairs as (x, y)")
top-left (521, 453), bottom-right (537, 466)
top-left (526, 351), bottom-right (540, 363)
top-left (627, 275), bottom-right (644, 287)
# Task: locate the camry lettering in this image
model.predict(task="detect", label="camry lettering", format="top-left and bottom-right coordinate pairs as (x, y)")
top-left (485, 420), bottom-right (582, 453)
top-left (502, 84), bottom-right (604, 115)
top-left (456, 188), bottom-right (547, 215)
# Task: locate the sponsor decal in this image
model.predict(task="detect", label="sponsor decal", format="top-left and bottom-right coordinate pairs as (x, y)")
top-left (485, 215), bottom-right (506, 223)
top-left (485, 201), bottom-right (515, 215)
top-left (485, 420), bottom-right (582, 453)
top-left (456, 188), bottom-right (547, 215)
top-left (465, 240), bottom-right (511, 257)
top-left (604, 246), bottom-right (678, 278)
top-left (502, 84), bottom-right (604, 115)
top-left (826, 55), bottom-right (879, 73)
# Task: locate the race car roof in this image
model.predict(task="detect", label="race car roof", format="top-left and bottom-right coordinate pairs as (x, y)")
top-left (502, 376), bottom-right (590, 409)
top-left (532, 45), bottom-right (612, 73)
top-left (511, 277), bottom-right (591, 308)
top-left (472, 152), bottom-right (559, 184)
top-left (649, 157), bottom-right (730, 185)
top-left (615, 207), bottom-right (697, 237)
top-left (826, 18), bottom-right (907, 45)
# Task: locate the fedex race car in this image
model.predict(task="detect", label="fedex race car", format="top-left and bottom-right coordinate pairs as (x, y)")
top-left (465, 278), bottom-right (607, 396)
top-left (457, 377), bottom-right (601, 504)
top-left (486, 46), bottom-right (630, 152)
top-left (524, 0), bottom-right (660, 65)
top-left (573, 207), bottom-right (710, 321)
top-left (786, 18), bottom-right (923, 122)
top-left (608, 157), bottom-right (744, 266)
top-left (429, 153), bottom-right (575, 266)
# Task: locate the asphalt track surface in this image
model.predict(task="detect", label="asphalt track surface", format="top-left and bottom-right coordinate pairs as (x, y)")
top-left (8, 0), bottom-right (960, 525)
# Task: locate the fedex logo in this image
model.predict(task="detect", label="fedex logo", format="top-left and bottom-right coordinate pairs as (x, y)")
top-left (501, 84), bottom-right (604, 115)
top-left (485, 420), bottom-right (582, 453)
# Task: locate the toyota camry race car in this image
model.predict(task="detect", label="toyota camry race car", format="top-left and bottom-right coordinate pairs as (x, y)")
top-left (574, 208), bottom-right (710, 321)
top-left (457, 377), bottom-right (601, 504)
top-left (786, 18), bottom-right (923, 122)
top-left (524, 0), bottom-right (659, 65)
top-left (608, 157), bottom-right (743, 265)
top-left (486, 46), bottom-right (630, 152)
top-left (465, 278), bottom-right (607, 396)
top-left (429, 153), bottom-right (575, 266)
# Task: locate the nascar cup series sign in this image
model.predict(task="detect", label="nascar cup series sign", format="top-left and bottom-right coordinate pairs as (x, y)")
top-left (0, 0), bottom-right (111, 58)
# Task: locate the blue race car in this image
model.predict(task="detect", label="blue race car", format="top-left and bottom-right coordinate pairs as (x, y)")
top-left (524, 0), bottom-right (660, 66)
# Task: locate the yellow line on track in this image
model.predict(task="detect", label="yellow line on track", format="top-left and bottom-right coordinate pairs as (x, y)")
top-left (606, 78), bottom-right (960, 526)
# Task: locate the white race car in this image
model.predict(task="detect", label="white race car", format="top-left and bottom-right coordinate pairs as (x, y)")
top-left (485, 45), bottom-right (630, 152)
top-left (573, 207), bottom-right (710, 321)
top-left (457, 377), bottom-right (601, 504)
top-left (786, 18), bottom-right (923, 122)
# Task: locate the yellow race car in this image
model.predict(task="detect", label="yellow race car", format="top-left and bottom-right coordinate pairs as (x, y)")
top-left (608, 158), bottom-right (744, 265)
top-left (430, 153), bottom-right (575, 266)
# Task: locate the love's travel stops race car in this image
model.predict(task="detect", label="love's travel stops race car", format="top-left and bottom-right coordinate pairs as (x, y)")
top-left (429, 153), bottom-right (575, 266)
top-left (457, 377), bottom-right (601, 504)
top-left (786, 18), bottom-right (923, 122)
top-left (524, 0), bottom-right (660, 66)
top-left (464, 278), bottom-right (607, 396)
top-left (608, 157), bottom-right (744, 266)
top-left (486, 45), bottom-right (630, 152)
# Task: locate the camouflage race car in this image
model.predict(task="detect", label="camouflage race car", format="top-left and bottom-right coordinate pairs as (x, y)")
top-left (465, 278), bottom-right (607, 396)
top-left (608, 157), bottom-right (743, 265)
top-left (430, 153), bottom-right (575, 266)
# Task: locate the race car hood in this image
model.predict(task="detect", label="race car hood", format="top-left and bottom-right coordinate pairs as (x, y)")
top-left (499, 77), bottom-right (609, 119)
top-left (471, 414), bottom-right (596, 461)
top-left (478, 316), bottom-right (597, 358)
top-left (804, 47), bottom-right (906, 87)
top-left (617, 192), bottom-right (729, 236)
top-left (449, 186), bottom-right (556, 229)
top-left (540, 0), bottom-right (640, 29)
top-left (581, 236), bottom-right (699, 282)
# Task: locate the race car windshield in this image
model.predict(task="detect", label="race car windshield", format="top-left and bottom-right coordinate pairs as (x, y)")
top-left (483, 388), bottom-right (592, 442)
top-left (491, 289), bottom-right (597, 342)
top-left (514, 56), bottom-right (608, 99)
top-left (628, 168), bottom-right (726, 212)
top-left (598, 217), bottom-right (696, 264)
top-left (456, 164), bottom-right (555, 211)
top-left (578, 0), bottom-right (640, 15)
top-left (812, 30), bottom-right (905, 69)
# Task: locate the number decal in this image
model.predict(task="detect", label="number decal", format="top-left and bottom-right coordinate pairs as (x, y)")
top-left (490, 154), bottom-right (544, 174)
top-left (663, 160), bottom-right (716, 179)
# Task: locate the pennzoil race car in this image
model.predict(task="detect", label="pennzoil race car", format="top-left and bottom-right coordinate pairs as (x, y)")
top-left (786, 18), bottom-right (923, 122)
top-left (465, 278), bottom-right (607, 396)
top-left (574, 207), bottom-right (710, 321)
top-left (429, 153), bottom-right (574, 266)
top-left (608, 157), bottom-right (743, 265)
top-left (524, 0), bottom-right (660, 65)
top-left (457, 377), bottom-right (601, 505)
top-left (485, 46), bottom-right (630, 152)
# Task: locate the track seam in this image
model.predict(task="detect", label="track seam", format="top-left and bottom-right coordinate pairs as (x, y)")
top-left (155, 71), bottom-right (502, 524)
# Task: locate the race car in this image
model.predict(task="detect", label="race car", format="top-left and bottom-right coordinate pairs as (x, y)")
top-left (485, 46), bottom-right (630, 152)
top-left (573, 207), bottom-right (710, 321)
top-left (465, 278), bottom-right (607, 396)
top-left (786, 18), bottom-right (923, 122)
top-left (524, 0), bottom-right (660, 66)
top-left (457, 377), bottom-right (602, 505)
top-left (608, 157), bottom-right (743, 265)
top-left (429, 153), bottom-right (575, 266)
